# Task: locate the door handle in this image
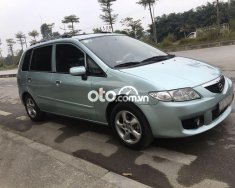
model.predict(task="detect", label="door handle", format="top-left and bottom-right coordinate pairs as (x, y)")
top-left (27, 77), bottom-right (32, 82)
top-left (56, 80), bottom-right (62, 86)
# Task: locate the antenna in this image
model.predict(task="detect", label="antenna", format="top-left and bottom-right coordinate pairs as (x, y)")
top-left (39, 15), bottom-right (43, 25)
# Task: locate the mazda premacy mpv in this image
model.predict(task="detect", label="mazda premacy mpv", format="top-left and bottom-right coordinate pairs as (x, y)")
top-left (17, 33), bottom-right (234, 149)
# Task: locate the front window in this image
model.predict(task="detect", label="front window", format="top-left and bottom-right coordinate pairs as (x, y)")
top-left (30, 45), bottom-right (52, 72)
top-left (56, 44), bottom-right (85, 74)
top-left (81, 35), bottom-right (167, 68)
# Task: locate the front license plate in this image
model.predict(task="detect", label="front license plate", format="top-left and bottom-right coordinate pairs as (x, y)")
top-left (219, 94), bottom-right (234, 112)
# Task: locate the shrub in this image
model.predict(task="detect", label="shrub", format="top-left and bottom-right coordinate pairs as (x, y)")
top-left (178, 38), bottom-right (196, 45)
top-left (197, 26), bottom-right (220, 41)
top-left (0, 59), bottom-right (3, 67)
top-left (230, 19), bottom-right (235, 31)
top-left (160, 34), bottom-right (176, 47)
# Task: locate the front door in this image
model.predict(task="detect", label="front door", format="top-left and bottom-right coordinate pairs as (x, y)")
top-left (51, 43), bottom-right (95, 120)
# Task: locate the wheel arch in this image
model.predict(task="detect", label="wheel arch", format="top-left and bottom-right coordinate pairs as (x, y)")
top-left (22, 92), bottom-right (32, 105)
top-left (105, 100), bottom-right (151, 128)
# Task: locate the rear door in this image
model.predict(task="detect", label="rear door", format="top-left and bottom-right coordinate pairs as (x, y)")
top-left (27, 45), bottom-right (55, 111)
top-left (17, 49), bottom-right (33, 95)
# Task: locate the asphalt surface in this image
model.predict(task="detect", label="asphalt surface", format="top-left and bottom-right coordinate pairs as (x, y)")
top-left (174, 45), bottom-right (235, 71)
top-left (0, 45), bottom-right (235, 188)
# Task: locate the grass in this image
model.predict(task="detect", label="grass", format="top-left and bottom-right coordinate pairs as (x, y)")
top-left (0, 64), bottom-right (18, 71)
top-left (156, 30), bottom-right (235, 51)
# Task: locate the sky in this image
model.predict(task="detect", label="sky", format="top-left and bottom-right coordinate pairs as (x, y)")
top-left (0, 0), bottom-right (227, 56)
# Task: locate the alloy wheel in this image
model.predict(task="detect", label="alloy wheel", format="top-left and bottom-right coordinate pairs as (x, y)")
top-left (26, 98), bottom-right (37, 118)
top-left (115, 110), bottom-right (142, 145)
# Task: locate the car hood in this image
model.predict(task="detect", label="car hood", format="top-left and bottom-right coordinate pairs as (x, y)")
top-left (119, 57), bottom-right (221, 90)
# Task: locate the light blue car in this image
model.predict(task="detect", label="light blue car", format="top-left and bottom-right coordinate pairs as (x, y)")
top-left (17, 33), bottom-right (234, 149)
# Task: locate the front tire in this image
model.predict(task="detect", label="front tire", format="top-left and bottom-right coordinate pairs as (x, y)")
top-left (110, 103), bottom-right (153, 150)
top-left (24, 95), bottom-right (45, 122)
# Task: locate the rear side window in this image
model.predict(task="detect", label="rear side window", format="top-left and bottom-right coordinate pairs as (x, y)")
top-left (22, 49), bottom-right (32, 71)
top-left (30, 45), bottom-right (52, 72)
top-left (56, 44), bottom-right (85, 73)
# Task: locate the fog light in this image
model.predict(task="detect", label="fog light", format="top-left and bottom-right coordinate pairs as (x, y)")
top-left (195, 118), bottom-right (201, 126)
top-left (182, 116), bottom-right (204, 130)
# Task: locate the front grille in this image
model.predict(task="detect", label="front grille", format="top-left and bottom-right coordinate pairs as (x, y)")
top-left (205, 76), bottom-right (225, 93)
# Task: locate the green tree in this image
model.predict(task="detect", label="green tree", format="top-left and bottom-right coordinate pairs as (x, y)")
top-left (14, 50), bottom-right (23, 65)
top-left (93, 28), bottom-right (103, 33)
top-left (0, 57), bottom-right (3, 67)
top-left (5, 55), bottom-right (13, 65)
top-left (114, 30), bottom-right (128, 35)
top-left (52, 32), bottom-right (61, 38)
top-left (152, 2), bottom-right (229, 42)
top-left (180, 25), bottom-right (189, 38)
top-left (15, 32), bottom-right (25, 51)
top-left (216, 0), bottom-right (220, 28)
top-left (98, 0), bottom-right (118, 32)
top-left (28, 30), bottom-right (39, 43)
top-left (62, 15), bottom-right (80, 35)
top-left (6, 39), bottom-right (16, 57)
top-left (121, 17), bottom-right (144, 39)
top-left (40, 23), bottom-right (54, 39)
top-left (229, 0), bottom-right (235, 30)
top-left (137, 0), bottom-right (158, 43)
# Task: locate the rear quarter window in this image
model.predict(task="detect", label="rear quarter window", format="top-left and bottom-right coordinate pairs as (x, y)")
top-left (22, 49), bottom-right (33, 71)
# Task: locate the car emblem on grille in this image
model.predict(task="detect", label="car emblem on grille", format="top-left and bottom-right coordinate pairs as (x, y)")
top-left (218, 83), bottom-right (224, 92)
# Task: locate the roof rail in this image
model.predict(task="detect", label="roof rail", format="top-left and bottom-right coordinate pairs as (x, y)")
top-left (62, 32), bottom-right (112, 38)
top-left (30, 36), bottom-right (61, 46)
top-left (30, 32), bottom-right (113, 46)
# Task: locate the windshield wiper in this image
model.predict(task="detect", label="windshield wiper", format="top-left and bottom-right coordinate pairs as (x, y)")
top-left (114, 61), bottom-right (142, 68)
top-left (142, 54), bottom-right (175, 63)
top-left (114, 54), bottom-right (175, 68)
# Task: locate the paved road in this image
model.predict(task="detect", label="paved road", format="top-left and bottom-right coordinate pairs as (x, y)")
top-left (0, 69), bottom-right (17, 76)
top-left (174, 45), bottom-right (235, 72)
top-left (0, 46), bottom-right (235, 188)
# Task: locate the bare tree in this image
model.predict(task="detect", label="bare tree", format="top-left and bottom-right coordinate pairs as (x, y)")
top-left (98, 0), bottom-right (118, 32)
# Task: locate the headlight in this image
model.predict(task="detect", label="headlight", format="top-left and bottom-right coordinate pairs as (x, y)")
top-left (149, 88), bottom-right (200, 102)
top-left (149, 91), bottom-right (173, 102)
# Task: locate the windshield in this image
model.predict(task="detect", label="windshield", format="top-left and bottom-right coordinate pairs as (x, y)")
top-left (80, 35), bottom-right (167, 68)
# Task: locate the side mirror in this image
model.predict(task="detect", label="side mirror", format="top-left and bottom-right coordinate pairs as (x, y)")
top-left (69, 66), bottom-right (86, 76)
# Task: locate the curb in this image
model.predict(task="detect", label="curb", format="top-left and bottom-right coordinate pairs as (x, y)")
top-left (0, 125), bottom-right (150, 188)
top-left (0, 74), bottom-right (17, 78)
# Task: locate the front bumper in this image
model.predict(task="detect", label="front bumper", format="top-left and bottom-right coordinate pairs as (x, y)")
top-left (139, 77), bottom-right (234, 138)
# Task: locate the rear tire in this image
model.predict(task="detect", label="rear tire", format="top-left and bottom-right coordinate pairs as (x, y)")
top-left (24, 94), bottom-right (45, 122)
top-left (110, 103), bottom-right (153, 150)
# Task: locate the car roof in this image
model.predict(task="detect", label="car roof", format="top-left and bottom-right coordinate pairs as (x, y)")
top-left (26, 33), bottom-right (123, 51)
top-left (72, 33), bottom-right (122, 40)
